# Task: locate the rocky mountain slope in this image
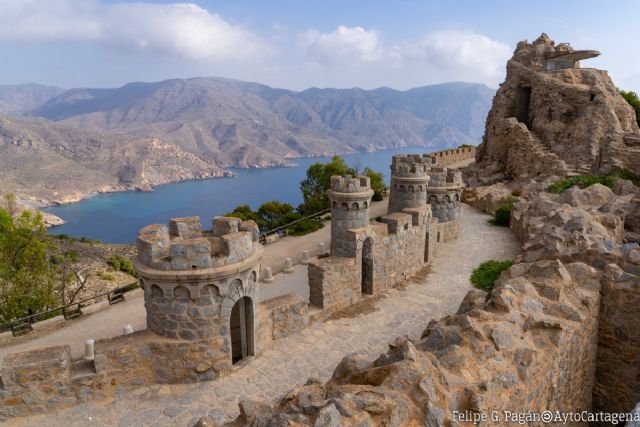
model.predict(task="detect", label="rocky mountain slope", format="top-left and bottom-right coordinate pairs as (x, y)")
top-left (0, 84), bottom-right (64, 116)
top-left (26, 78), bottom-right (494, 168)
top-left (473, 33), bottom-right (640, 184)
top-left (0, 113), bottom-right (226, 206)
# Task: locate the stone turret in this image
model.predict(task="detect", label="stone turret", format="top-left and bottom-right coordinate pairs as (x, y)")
top-left (134, 216), bottom-right (262, 348)
top-left (427, 167), bottom-right (464, 240)
top-left (387, 154), bottom-right (434, 214)
top-left (327, 176), bottom-right (374, 257)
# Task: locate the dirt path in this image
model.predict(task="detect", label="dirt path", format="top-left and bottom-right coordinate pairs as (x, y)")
top-left (12, 203), bottom-right (520, 427)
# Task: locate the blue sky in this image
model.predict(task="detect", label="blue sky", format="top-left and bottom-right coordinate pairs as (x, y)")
top-left (1, 0), bottom-right (638, 91)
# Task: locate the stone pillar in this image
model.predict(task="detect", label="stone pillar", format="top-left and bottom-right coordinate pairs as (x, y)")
top-left (387, 154), bottom-right (433, 214)
top-left (327, 176), bottom-right (374, 257)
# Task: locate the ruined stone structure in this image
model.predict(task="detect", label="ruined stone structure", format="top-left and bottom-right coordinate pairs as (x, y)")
top-left (474, 33), bottom-right (640, 184)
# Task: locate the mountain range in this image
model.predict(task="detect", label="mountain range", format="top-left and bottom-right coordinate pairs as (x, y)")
top-left (0, 78), bottom-right (494, 205)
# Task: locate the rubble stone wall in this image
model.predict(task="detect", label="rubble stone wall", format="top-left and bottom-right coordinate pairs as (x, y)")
top-left (430, 146), bottom-right (476, 166)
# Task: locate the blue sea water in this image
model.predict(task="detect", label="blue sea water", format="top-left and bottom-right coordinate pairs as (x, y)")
top-left (44, 146), bottom-right (445, 243)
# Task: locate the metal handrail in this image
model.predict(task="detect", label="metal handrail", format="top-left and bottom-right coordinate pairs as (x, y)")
top-left (0, 280), bottom-right (139, 332)
top-left (258, 208), bottom-right (330, 242)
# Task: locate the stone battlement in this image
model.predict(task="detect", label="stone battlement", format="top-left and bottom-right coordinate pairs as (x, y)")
top-left (429, 146), bottom-right (476, 166)
top-left (390, 154), bottom-right (434, 177)
top-left (427, 167), bottom-right (464, 188)
top-left (329, 175), bottom-right (372, 194)
top-left (136, 216), bottom-right (260, 271)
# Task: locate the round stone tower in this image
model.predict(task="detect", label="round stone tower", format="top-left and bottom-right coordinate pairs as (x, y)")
top-left (387, 154), bottom-right (434, 214)
top-left (134, 215), bottom-right (262, 363)
top-left (327, 175), bottom-right (374, 257)
top-left (427, 167), bottom-right (464, 241)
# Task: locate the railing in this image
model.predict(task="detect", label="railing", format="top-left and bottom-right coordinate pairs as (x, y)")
top-left (0, 281), bottom-right (140, 337)
top-left (258, 208), bottom-right (331, 244)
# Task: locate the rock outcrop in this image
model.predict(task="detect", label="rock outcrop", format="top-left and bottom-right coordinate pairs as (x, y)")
top-left (474, 33), bottom-right (639, 184)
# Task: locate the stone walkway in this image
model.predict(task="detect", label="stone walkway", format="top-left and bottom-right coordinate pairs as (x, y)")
top-left (9, 204), bottom-right (520, 426)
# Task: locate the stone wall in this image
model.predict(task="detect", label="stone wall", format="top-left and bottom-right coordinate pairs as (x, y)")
top-left (593, 259), bottom-right (640, 415)
top-left (309, 206), bottom-right (433, 314)
top-left (257, 293), bottom-right (309, 350)
top-left (429, 146), bottom-right (476, 166)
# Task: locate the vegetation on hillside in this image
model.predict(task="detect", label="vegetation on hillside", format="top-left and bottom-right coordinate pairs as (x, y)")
top-left (620, 89), bottom-right (640, 127)
top-left (547, 175), bottom-right (615, 193)
top-left (0, 199), bottom-right (60, 322)
top-left (471, 260), bottom-right (514, 292)
top-left (489, 196), bottom-right (517, 227)
top-left (107, 254), bottom-right (137, 277)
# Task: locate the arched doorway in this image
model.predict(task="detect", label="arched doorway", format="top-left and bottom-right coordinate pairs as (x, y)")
top-left (362, 238), bottom-right (373, 295)
top-left (424, 231), bottom-right (430, 262)
top-left (230, 296), bottom-right (254, 364)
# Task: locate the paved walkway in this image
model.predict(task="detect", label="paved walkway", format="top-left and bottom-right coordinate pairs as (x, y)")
top-left (11, 204), bottom-right (519, 426)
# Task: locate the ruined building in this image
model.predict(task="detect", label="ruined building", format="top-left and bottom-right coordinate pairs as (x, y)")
top-left (474, 32), bottom-right (640, 183)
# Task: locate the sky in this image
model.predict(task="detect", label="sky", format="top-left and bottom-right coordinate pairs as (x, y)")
top-left (0, 0), bottom-right (639, 91)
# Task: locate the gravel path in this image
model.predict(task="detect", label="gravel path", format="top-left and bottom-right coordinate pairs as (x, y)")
top-left (10, 204), bottom-right (520, 426)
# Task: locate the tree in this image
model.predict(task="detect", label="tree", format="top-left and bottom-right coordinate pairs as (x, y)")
top-left (225, 204), bottom-right (258, 223)
top-left (363, 167), bottom-right (385, 201)
top-left (300, 155), bottom-right (351, 214)
top-left (0, 207), bottom-right (60, 322)
top-left (257, 201), bottom-right (299, 230)
top-left (620, 89), bottom-right (640, 127)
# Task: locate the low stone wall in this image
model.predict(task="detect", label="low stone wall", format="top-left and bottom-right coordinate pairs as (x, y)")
top-left (593, 261), bottom-right (640, 415)
top-left (308, 257), bottom-right (359, 312)
top-left (437, 219), bottom-right (459, 242)
top-left (257, 293), bottom-right (309, 350)
top-left (94, 331), bottom-right (231, 386)
top-left (429, 146), bottom-right (476, 166)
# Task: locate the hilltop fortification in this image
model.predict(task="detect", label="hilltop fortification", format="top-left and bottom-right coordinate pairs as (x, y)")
top-left (474, 33), bottom-right (640, 183)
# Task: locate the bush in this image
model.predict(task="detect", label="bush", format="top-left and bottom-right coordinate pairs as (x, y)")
top-left (287, 218), bottom-right (324, 236)
top-left (611, 167), bottom-right (640, 187)
top-left (620, 89), bottom-right (640, 127)
top-left (107, 254), bottom-right (137, 277)
top-left (489, 196), bottom-right (517, 227)
top-left (547, 175), bottom-right (615, 194)
top-left (372, 190), bottom-right (384, 201)
top-left (471, 260), bottom-right (514, 292)
top-left (98, 272), bottom-right (115, 281)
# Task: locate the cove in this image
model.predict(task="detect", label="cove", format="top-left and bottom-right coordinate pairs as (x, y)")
top-left (44, 146), bottom-right (446, 243)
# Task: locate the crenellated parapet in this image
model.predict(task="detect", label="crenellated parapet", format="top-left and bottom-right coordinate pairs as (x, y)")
top-left (387, 154), bottom-right (433, 214)
top-left (136, 216), bottom-right (260, 271)
top-left (327, 176), bottom-right (374, 257)
top-left (134, 215), bottom-right (263, 343)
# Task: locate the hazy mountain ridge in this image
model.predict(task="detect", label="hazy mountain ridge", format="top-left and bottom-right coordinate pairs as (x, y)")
top-left (0, 78), bottom-right (494, 205)
top-left (0, 113), bottom-right (226, 206)
top-left (26, 78), bottom-right (495, 167)
top-left (0, 83), bottom-right (64, 116)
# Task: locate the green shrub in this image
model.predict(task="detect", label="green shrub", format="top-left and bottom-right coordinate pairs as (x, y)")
top-left (547, 175), bottom-right (615, 194)
top-left (287, 218), bottom-right (324, 236)
top-left (98, 271), bottom-right (115, 281)
top-left (489, 196), bottom-right (517, 227)
top-left (471, 260), bottom-right (515, 292)
top-left (611, 167), bottom-right (640, 187)
top-left (107, 254), bottom-right (137, 277)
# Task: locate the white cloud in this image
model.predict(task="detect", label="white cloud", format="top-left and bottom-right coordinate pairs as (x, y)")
top-left (400, 30), bottom-right (512, 83)
top-left (297, 27), bottom-right (510, 86)
top-left (0, 0), bottom-right (268, 62)
top-left (301, 26), bottom-right (384, 65)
